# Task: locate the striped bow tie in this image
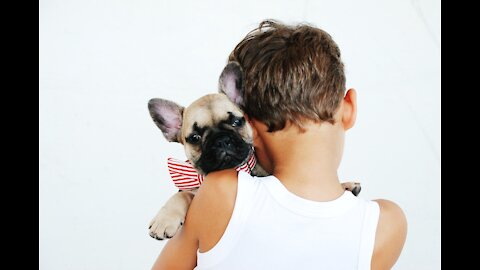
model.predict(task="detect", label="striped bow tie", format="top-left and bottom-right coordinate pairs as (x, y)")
top-left (167, 154), bottom-right (257, 190)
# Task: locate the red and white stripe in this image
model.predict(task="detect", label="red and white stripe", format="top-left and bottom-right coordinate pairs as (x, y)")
top-left (167, 158), bottom-right (205, 190)
top-left (235, 153), bottom-right (256, 173)
top-left (166, 154), bottom-right (256, 191)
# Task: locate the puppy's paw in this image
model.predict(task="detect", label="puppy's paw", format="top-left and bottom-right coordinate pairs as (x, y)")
top-left (148, 208), bottom-right (184, 241)
top-left (341, 182), bottom-right (361, 196)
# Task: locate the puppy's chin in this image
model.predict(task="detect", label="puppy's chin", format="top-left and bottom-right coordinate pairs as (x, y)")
top-left (196, 132), bottom-right (252, 175)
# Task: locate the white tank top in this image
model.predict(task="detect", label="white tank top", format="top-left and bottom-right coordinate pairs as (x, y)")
top-left (195, 171), bottom-right (380, 270)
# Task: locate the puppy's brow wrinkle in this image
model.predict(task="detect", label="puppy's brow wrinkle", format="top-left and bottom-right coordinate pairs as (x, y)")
top-left (193, 122), bottom-right (207, 136)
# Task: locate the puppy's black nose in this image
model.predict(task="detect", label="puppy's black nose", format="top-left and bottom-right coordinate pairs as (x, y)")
top-left (214, 136), bottom-right (233, 148)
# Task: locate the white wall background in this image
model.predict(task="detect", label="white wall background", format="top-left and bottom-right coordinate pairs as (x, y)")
top-left (40, 0), bottom-right (440, 269)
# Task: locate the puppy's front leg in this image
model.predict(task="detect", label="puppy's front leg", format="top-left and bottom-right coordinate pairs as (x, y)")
top-left (149, 189), bottom-right (197, 240)
top-left (341, 182), bottom-right (361, 196)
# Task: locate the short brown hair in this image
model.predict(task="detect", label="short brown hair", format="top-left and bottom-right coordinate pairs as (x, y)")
top-left (228, 20), bottom-right (346, 132)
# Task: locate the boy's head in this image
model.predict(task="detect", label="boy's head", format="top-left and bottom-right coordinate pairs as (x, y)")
top-left (228, 20), bottom-right (347, 132)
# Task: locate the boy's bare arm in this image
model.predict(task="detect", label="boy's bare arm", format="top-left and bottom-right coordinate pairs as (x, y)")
top-left (371, 200), bottom-right (408, 270)
top-left (151, 169), bottom-right (238, 270)
top-left (150, 210), bottom-right (198, 270)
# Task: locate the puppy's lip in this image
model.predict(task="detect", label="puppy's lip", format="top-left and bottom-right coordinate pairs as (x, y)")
top-left (217, 150), bottom-right (235, 160)
top-left (218, 151), bottom-right (227, 160)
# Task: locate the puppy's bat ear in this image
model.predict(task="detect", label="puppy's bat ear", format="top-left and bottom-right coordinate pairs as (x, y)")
top-left (148, 98), bottom-right (184, 142)
top-left (219, 61), bottom-right (244, 107)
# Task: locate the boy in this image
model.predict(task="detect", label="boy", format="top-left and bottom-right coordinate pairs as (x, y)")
top-left (152, 20), bottom-right (407, 270)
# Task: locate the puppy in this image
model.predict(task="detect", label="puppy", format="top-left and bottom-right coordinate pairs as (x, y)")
top-left (147, 62), bottom-right (361, 240)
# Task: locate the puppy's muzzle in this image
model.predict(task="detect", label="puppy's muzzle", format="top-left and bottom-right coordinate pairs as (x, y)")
top-left (198, 131), bottom-right (251, 174)
top-left (213, 135), bottom-right (236, 160)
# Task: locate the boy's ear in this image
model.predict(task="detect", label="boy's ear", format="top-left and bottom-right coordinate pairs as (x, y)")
top-left (148, 98), bottom-right (184, 142)
top-left (219, 61), bottom-right (244, 107)
top-left (341, 88), bottom-right (357, 130)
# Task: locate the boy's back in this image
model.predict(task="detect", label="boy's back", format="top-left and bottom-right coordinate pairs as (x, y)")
top-left (195, 172), bottom-right (380, 270)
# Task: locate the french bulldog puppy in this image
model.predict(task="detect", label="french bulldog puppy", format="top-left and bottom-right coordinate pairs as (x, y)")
top-left (147, 62), bottom-right (361, 240)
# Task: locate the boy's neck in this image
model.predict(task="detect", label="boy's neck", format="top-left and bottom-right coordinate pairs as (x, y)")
top-left (264, 121), bottom-right (346, 201)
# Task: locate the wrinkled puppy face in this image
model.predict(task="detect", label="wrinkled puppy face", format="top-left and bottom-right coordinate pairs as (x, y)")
top-left (181, 94), bottom-right (253, 174)
top-left (148, 62), bottom-right (251, 175)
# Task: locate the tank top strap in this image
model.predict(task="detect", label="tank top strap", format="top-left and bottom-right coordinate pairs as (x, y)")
top-left (357, 200), bottom-right (380, 269)
top-left (196, 171), bottom-right (258, 268)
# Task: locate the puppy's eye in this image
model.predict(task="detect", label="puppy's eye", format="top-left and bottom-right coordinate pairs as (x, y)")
top-left (186, 134), bottom-right (201, 144)
top-left (232, 118), bottom-right (244, 127)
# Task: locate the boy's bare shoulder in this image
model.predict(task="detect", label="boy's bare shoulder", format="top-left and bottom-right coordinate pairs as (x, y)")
top-left (187, 169), bottom-right (238, 219)
top-left (371, 199), bottom-right (408, 270)
top-left (194, 169), bottom-right (238, 210)
top-left (201, 169), bottom-right (239, 195)
top-left (186, 169), bottom-right (238, 252)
